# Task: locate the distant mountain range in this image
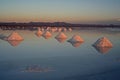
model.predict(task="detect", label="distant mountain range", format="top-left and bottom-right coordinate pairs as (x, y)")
top-left (0, 22), bottom-right (120, 28)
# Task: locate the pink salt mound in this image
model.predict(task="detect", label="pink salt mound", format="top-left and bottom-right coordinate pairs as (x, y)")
top-left (68, 35), bottom-right (84, 43)
top-left (55, 32), bottom-right (67, 39)
top-left (42, 31), bottom-right (52, 37)
top-left (6, 32), bottom-right (23, 41)
top-left (36, 30), bottom-right (43, 37)
top-left (94, 37), bottom-right (113, 48)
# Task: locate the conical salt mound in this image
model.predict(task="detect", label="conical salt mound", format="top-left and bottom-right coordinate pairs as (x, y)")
top-left (43, 36), bottom-right (51, 39)
top-left (57, 28), bottom-right (62, 32)
top-left (37, 27), bottom-right (41, 31)
top-left (42, 31), bottom-right (52, 37)
top-left (94, 37), bottom-right (113, 48)
top-left (63, 28), bottom-right (67, 32)
top-left (36, 29), bottom-right (43, 37)
top-left (36, 30), bottom-right (42, 37)
top-left (41, 28), bottom-right (44, 31)
top-left (68, 28), bottom-right (72, 32)
top-left (7, 32), bottom-right (23, 41)
top-left (68, 35), bottom-right (84, 43)
top-left (55, 32), bottom-right (67, 39)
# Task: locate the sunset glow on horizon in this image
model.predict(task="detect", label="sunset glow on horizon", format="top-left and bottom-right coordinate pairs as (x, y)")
top-left (0, 0), bottom-right (120, 24)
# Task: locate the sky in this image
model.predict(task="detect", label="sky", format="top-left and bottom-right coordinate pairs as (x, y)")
top-left (0, 0), bottom-right (120, 24)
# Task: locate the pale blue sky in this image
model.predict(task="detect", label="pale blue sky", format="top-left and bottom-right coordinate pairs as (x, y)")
top-left (0, 0), bottom-right (120, 24)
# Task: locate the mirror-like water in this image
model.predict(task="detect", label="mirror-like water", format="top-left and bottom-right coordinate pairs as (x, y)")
top-left (0, 27), bottom-right (120, 80)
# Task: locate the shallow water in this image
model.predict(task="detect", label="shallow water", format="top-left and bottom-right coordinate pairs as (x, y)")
top-left (0, 27), bottom-right (120, 80)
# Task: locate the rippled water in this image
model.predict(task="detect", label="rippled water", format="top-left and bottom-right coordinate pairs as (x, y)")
top-left (0, 27), bottom-right (120, 80)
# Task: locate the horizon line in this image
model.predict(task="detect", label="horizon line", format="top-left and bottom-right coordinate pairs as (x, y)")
top-left (0, 21), bottom-right (120, 25)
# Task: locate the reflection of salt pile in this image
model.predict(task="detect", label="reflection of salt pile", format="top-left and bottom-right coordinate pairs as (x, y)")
top-left (94, 46), bottom-right (112, 54)
top-left (71, 42), bottom-right (83, 48)
top-left (93, 37), bottom-right (113, 48)
top-left (68, 35), bottom-right (84, 43)
top-left (6, 32), bottom-right (24, 41)
top-left (55, 38), bottom-right (66, 43)
top-left (36, 28), bottom-right (42, 37)
top-left (55, 32), bottom-right (67, 39)
top-left (42, 31), bottom-right (52, 39)
top-left (8, 40), bottom-right (23, 47)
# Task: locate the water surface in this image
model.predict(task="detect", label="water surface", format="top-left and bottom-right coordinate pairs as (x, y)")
top-left (0, 27), bottom-right (120, 80)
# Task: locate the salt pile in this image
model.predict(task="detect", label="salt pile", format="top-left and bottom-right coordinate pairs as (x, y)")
top-left (55, 32), bottom-right (67, 39)
top-left (68, 28), bottom-right (72, 32)
top-left (36, 28), bottom-right (43, 37)
top-left (93, 37), bottom-right (113, 47)
top-left (6, 32), bottom-right (23, 41)
top-left (68, 35), bottom-right (84, 43)
top-left (42, 31), bottom-right (52, 37)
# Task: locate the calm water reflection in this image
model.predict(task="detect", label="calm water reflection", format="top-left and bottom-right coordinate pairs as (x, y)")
top-left (93, 46), bottom-right (112, 54)
top-left (7, 40), bottom-right (23, 47)
top-left (0, 27), bottom-right (120, 80)
top-left (55, 38), bottom-right (66, 43)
